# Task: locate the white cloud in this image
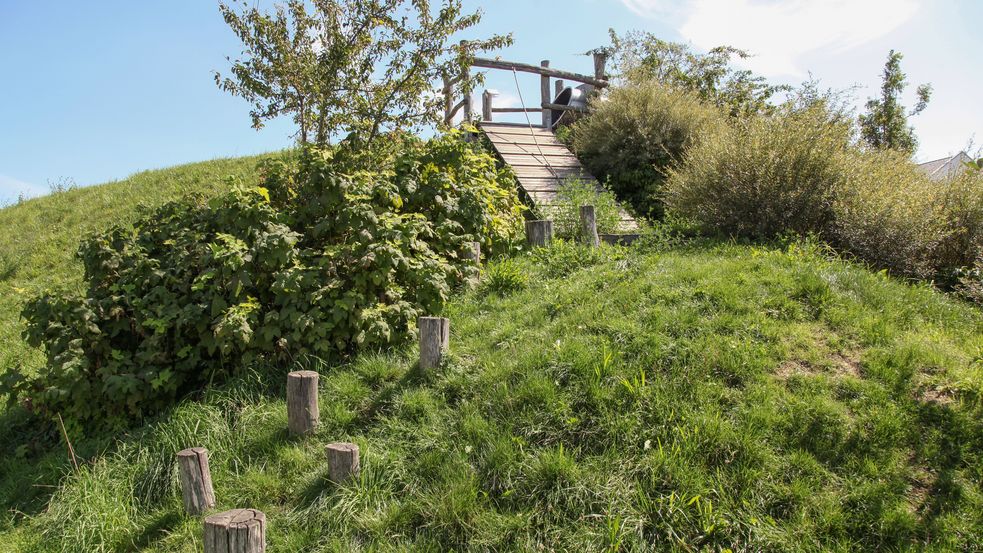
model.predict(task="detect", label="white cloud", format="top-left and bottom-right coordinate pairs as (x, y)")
top-left (620, 0), bottom-right (921, 77)
top-left (0, 174), bottom-right (46, 205)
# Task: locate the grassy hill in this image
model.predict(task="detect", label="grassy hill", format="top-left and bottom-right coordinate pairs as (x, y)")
top-left (1, 157), bottom-right (982, 551)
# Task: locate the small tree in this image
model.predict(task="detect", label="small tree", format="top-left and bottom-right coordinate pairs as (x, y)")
top-left (607, 30), bottom-right (789, 118)
top-left (859, 50), bottom-right (932, 155)
top-left (215, 0), bottom-right (510, 145)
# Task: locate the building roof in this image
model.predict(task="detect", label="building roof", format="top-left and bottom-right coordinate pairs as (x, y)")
top-left (917, 151), bottom-right (973, 180)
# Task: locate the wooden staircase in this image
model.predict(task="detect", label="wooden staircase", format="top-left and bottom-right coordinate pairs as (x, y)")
top-left (479, 122), bottom-right (637, 231)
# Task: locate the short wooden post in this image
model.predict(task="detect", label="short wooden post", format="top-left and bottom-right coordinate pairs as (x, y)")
top-left (580, 205), bottom-right (600, 247)
top-left (204, 509), bottom-right (265, 553)
top-left (287, 370), bottom-right (319, 436)
top-left (177, 447), bottom-right (216, 516)
top-left (554, 79), bottom-right (565, 99)
top-left (525, 220), bottom-right (553, 248)
top-left (419, 316), bottom-right (450, 370)
top-left (540, 60), bottom-right (551, 128)
top-left (326, 442), bottom-right (360, 484)
top-left (481, 90), bottom-right (494, 121)
top-left (593, 52), bottom-right (608, 81)
top-left (466, 241), bottom-right (481, 264)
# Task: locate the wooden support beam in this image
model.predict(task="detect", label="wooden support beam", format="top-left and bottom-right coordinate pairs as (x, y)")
top-left (554, 79), bottom-right (564, 98)
top-left (481, 90), bottom-right (494, 121)
top-left (540, 60), bottom-right (551, 128)
top-left (593, 52), bottom-right (608, 81)
top-left (472, 57), bottom-right (609, 88)
top-left (491, 107), bottom-right (541, 113)
top-left (541, 102), bottom-right (587, 113)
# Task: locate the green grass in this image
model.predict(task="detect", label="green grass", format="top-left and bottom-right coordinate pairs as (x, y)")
top-left (3, 233), bottom-right (981, 551)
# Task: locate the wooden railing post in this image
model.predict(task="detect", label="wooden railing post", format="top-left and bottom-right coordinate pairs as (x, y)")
top-left (554, 79), bottom-right (564, 99)
top-left (460, 41), bottom-right (472, 122)
top-left (481, 90), bottom-right (494, 122)
top-left (593, 52), bottom-right (608, 81)
top-left (540, 60), bottom-right (551, 128)
top-left (442, 73), bottom-right (453, 125)
top-left (326, 443), bottom-right (361, 484)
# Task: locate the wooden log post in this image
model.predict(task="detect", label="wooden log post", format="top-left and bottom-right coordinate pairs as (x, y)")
top-left (442, 73), bottom-right (453, 125)
top-left (593, 52), bottom-right (608, 81)
top-left (540, 60), bottom-right (551, 128)
top-left (525, 220), bottom-right (553, 248)
top-left (287, 370), bottom-right (319, 436)
top-left (554, 79), bottom-right (565, 98)
top-left (466, 241), bottom-right (481, 264)
top-left (177, 447), bottom-right (216, 516)
top-left (580, 205), bottom-right (600, 248)
top-left (204, 509), bottom-right (266, 553)
top-left (481, 90), bottom-right (494, 122)
top-left (326, 442), bottom-right (361, 484)
top-left (419, 316), bottom-right (450, 370)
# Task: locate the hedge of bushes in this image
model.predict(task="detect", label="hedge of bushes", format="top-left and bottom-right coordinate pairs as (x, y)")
top-left (2, 133), bottom-right (525, 430)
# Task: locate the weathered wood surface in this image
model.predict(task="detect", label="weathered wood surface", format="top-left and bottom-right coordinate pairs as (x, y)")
top-left (471, 57), bottom-right (609, 88)
top-left (326, 442), bottom-right (361, 483)
top-left (580, 205), bottom-right (600, 247)
top-left (204, 509), bottom-right (266, 553)
top-left (419, 316), bottom-right (450, 370)
top-left (466, 241), bottom-right (481, 264)
top-left (479, 122), bottom-right (638, 232)
top-left (525, 220), bottom-right (553, 247)
top-left (287, 370), bottom-right (319, 436)
top-left (177, 447), bottom-right (216, 516)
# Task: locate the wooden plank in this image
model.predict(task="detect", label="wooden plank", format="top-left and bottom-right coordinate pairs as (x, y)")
top-left (481, 125), bottom-right (555, 137)
top-left (512, 166), bottom-right (593, 179)
top-left (471, 57), bottom-right (609, 88)
top-left (491, 143), bottom-right (574, 155)
top-left (485, 133), bottom-right (564, 146)
top-left (500, 155), bottom-right (582, 169)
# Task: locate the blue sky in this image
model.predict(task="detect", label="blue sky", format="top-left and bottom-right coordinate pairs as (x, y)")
top-left (2, 0), bottom-right (981, 204)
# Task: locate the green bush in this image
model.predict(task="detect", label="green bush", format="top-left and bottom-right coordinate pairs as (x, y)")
top-left (666, 103), bottom-right (852, 239)
top-left (2, 133), bottom-right (524, 430)
top-left (540, 178), bottom-right (622, 240)
top-left (571, 81), bottom-right (725, 219)
top-left (483, 258), bottom-right (528, 296)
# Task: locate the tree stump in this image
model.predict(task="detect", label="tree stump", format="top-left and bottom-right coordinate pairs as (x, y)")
top-left (579, 205), bottom-right (599, 247)
top-left (204, 509), bottom-right (266, 553)
top-left (326, 442), bottom-right (360, 484)
top-left (286, 370), bottom-right (319, 436)
top-left (419, 316), bottom-right (450, 370)
top-left (525, 220), bottom-right (553, 248)
top-left (177, 447), bottom-right (215, 516)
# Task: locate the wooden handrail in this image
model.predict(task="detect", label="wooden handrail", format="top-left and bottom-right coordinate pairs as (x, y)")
top-left (471, 57), bottom-right (608, 88)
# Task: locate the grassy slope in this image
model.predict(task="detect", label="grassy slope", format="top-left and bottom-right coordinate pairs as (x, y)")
top-left (3, 235), bottom-right (982, 551)
top-left (0, 155), bottom-right (267, 381)
top-left (0, 156), bottom-right (267, 544)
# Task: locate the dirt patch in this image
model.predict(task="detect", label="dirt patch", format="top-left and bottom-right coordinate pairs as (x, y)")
top-left (775, 351), bottom-right (863, 380)
top-left (917, 386), bottom-right (955, 406)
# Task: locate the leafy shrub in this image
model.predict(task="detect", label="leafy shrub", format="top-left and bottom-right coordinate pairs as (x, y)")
top-left (530, 239), bottom-right (629, 279)
top-left (666, 103), bottom-right (852, 239)
top-left (540, 178), bottom-right (622, 240)
top-left (483, 258), bottom-right (528, 296)
top-left (571, 81), bottom-right (725, 218)
top-left (955, 259), bottom-right (983, 304)
top-left (3, 133), bottom-right (524, 430)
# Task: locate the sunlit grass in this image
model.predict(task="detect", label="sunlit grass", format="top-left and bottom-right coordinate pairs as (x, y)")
top-left (3, 237), bottom-right (981, 551)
